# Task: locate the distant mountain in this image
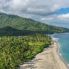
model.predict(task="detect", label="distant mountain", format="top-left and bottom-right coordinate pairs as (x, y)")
top-left (0, 12), bottom-right (69, 35)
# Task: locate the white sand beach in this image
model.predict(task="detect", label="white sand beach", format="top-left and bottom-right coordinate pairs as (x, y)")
top-left (20, 38), bottom-right (67, 69)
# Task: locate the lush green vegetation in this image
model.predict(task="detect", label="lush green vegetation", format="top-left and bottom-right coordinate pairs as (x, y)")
top-left (0, 12), bottom-right (69, 69)
top-left (0, 13), bottom-right (69, 36)
top-left (0, 34), bottom-right (51, 69)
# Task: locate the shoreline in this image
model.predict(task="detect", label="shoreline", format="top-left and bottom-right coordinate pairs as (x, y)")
top-left (55, 38), bottom-right (69, 69)
top-left (20, 38), bottom-right (68, 69)
top-left (52, 38), bottom-right (68, 69)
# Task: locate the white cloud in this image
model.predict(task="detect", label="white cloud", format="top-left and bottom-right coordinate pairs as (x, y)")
top-left (51, 4), bottom-right (60, 12)
top-left (9, 0), bottom-right (29, 10)
top-left (57, 13), bottom-right (69, 19)
top-left (1, 0), bottom-right (69, 15)
top-left (41, 17), bottom-right (54, 21)
top-left (0, 0), bottom-right (69, 28)
top-left (0, 0), bottom-right (69, 23)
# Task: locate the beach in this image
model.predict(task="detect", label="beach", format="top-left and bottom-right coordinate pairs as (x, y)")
top-left (20, 38), bottom-right (67, 69)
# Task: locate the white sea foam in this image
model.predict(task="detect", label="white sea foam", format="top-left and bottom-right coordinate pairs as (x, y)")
top-left (52, 37), bottom-right (59, 41)
top-left (59, 53), bottom-right (62, 56)
top-left (67, 64), bottom-right (69, 67)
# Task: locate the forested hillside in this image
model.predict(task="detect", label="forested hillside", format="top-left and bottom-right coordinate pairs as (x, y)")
top-left (0, 13), bottom-right (69, 36)
top-left (0, 13), bottom-right (69, 69)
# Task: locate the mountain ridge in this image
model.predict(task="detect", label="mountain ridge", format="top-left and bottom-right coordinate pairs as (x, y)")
top-left (0, 12), bottom-right (69, 35)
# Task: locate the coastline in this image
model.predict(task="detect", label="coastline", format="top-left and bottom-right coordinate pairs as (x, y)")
top-left (20, 38), bottom-right (68, 69)
top-left (55, 38), bottom-right (69, 69)
top-left (52, 38), bottom-right (68, 69)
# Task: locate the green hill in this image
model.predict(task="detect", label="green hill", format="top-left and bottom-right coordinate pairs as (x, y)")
top-left (0, 12), bottom-right (69, 69)
top-left (0, 12), bottom-right (69, 35)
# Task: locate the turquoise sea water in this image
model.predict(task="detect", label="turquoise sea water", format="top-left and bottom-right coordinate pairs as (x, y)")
top-left (53, 33), bottom-right (69, 64)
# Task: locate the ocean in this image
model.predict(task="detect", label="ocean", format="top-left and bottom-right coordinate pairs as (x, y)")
top-left (53, 33), bottom-right (69, 65)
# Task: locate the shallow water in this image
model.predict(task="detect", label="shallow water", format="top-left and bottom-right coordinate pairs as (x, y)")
top-left (53, 33), bottom-right (69, 64)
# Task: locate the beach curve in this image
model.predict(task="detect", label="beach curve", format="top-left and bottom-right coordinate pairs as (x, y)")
top-left (20, 38), bottom-right (67, 69)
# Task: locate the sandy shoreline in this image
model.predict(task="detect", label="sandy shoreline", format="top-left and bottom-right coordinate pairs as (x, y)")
top-left (20, 38), bottom-right (68, 69)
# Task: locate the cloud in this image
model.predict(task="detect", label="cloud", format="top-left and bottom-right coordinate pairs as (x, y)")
top-left (9, 0), bottom-right (29, 10)
top-left (1, 0), bottom-right (69, 15)
top-left (57, 13), bottom-right (69, 19)
top-left (0, 0), bottom-right (69, 28)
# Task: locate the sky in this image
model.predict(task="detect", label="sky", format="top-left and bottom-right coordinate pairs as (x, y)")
top-left (0, 0), bottom-right (69, 28)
